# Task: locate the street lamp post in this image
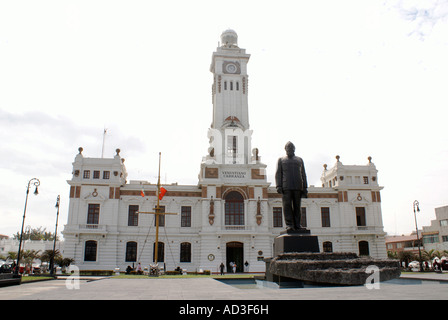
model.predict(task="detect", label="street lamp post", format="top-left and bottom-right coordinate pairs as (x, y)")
top-left (413, 200), bottom-right (424, 272)
top-left (15, 178), bottom-right (40, 275)
top-left (50, 195), bottom-right (60, 276)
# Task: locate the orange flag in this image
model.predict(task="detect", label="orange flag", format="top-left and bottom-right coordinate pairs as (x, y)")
top-left (140, 189), bottom-right (145, 197)
top-left (159, 187), bottom-right (167, 200)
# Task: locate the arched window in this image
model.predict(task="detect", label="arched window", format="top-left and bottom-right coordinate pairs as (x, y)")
top-left (359, 241), bottom-right (370, 256)
top-left (180, 242), bottom-right (191, 263)
top-left (225, 191), bottom-right (244, 225)
top-left (126, 241), bottom-right (137, 262)
top-left (323, 241), bottom-right (333, 253)
top-left (84, 240), bottom-right (97, 261)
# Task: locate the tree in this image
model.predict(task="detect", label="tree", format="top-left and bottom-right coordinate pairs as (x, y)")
top-left (397, 251), bottom-right (416, 268)
top-left (55, 257), bottom-right (75, 273)
top-left (40, 249), bottom-right (62, 273)
top-left (387, 251), bottom-right (398, 259)
top-left (434, 250), bottom-right (446, 258)
top-left (21, 249), bottom-right (41, 274)
top-left (6, 251), bottom-right (17, 262)
top-left (13, 226), bottom-right (58, 241)
top-left (423, 249), bottom-right (437, 262)
top-left (40, 249), bottom-right (62, 263)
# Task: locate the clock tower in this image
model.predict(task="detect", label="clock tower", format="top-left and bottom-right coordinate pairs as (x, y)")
top-left (206, 29), bottom-right (256, 166)
top-left (210, 29), bottom-right (250, 131)
top-left (197, 31), bottom-right (269, 267)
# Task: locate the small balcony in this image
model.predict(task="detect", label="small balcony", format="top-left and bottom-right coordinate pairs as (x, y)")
top-left (356, 226), bottom-right (375, 231)
top-left (355, 226), bottom-right (378, 234)
top-left (221, 225), bottom-right (254, 232)
top-left (64, 224), bottom-right (107, 234)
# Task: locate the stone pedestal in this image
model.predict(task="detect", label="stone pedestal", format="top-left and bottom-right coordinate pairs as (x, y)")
top-left (265, 228), bottom-right (320, 286)
top-left (267, 252), bottom-right (401, 285)
top-left (265, 230), bottom-right (401, 287)
top-left (274, 228), bottom-right (319, 256)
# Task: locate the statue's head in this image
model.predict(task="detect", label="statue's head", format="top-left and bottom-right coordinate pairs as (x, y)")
top-left (285, 141), bottom-right (295, 157)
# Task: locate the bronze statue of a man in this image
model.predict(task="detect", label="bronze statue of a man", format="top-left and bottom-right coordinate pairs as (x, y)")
top-left (275, 141), bottom-right (308, 232)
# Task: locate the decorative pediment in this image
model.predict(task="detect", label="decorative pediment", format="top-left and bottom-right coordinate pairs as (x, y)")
top-left (222, 116), bottom-right (243, 129)
top-left (83, 188), bottom-right (106, 202)
top-left (317, 199), bottom-right (336, 206)
top-left (121, 196), bottom-right (146, 204)
top-left (350, 193), bottom-right (371, 205)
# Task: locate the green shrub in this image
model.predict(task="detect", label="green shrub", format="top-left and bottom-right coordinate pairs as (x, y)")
top-left (79, 270), bottom-right (114, 276)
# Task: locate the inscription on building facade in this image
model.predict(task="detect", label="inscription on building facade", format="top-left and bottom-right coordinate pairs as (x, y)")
top-left (222, 171), bottom-right (247, 179)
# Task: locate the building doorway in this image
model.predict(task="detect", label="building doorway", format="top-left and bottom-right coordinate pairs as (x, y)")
top-left (226, 241), bottom-right (243, 273)
top-left (358, 240), bottom-right (370, 256)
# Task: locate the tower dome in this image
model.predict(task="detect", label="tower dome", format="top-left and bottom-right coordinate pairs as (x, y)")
top-left (221, 29), bottom-right (238, 48)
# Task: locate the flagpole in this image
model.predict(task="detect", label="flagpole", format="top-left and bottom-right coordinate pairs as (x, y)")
top-left (154, 152), bottom-right (161, 266)
top-left (136, 154), bottom-right (173, 277)
top-left (101, 128), bottom-right (107, 158)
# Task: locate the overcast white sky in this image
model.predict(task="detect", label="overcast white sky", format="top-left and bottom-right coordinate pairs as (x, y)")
top-left (1, 0), bottom-right (448, 238)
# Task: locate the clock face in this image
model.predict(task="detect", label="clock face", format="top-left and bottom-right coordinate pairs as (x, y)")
top-left (223, 61), bottom-right (240, 74)
top-left (226, 63), bottom-right (237, 73)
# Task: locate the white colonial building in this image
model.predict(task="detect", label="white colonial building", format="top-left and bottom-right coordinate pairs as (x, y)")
top-left (62, 30), bottom-right (387, 273)
top-left (422, 205), bottom-right (448, 252)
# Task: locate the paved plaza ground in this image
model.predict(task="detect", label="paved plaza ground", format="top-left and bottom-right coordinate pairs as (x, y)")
top-left (0, 272), bottom-right (447, 301)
